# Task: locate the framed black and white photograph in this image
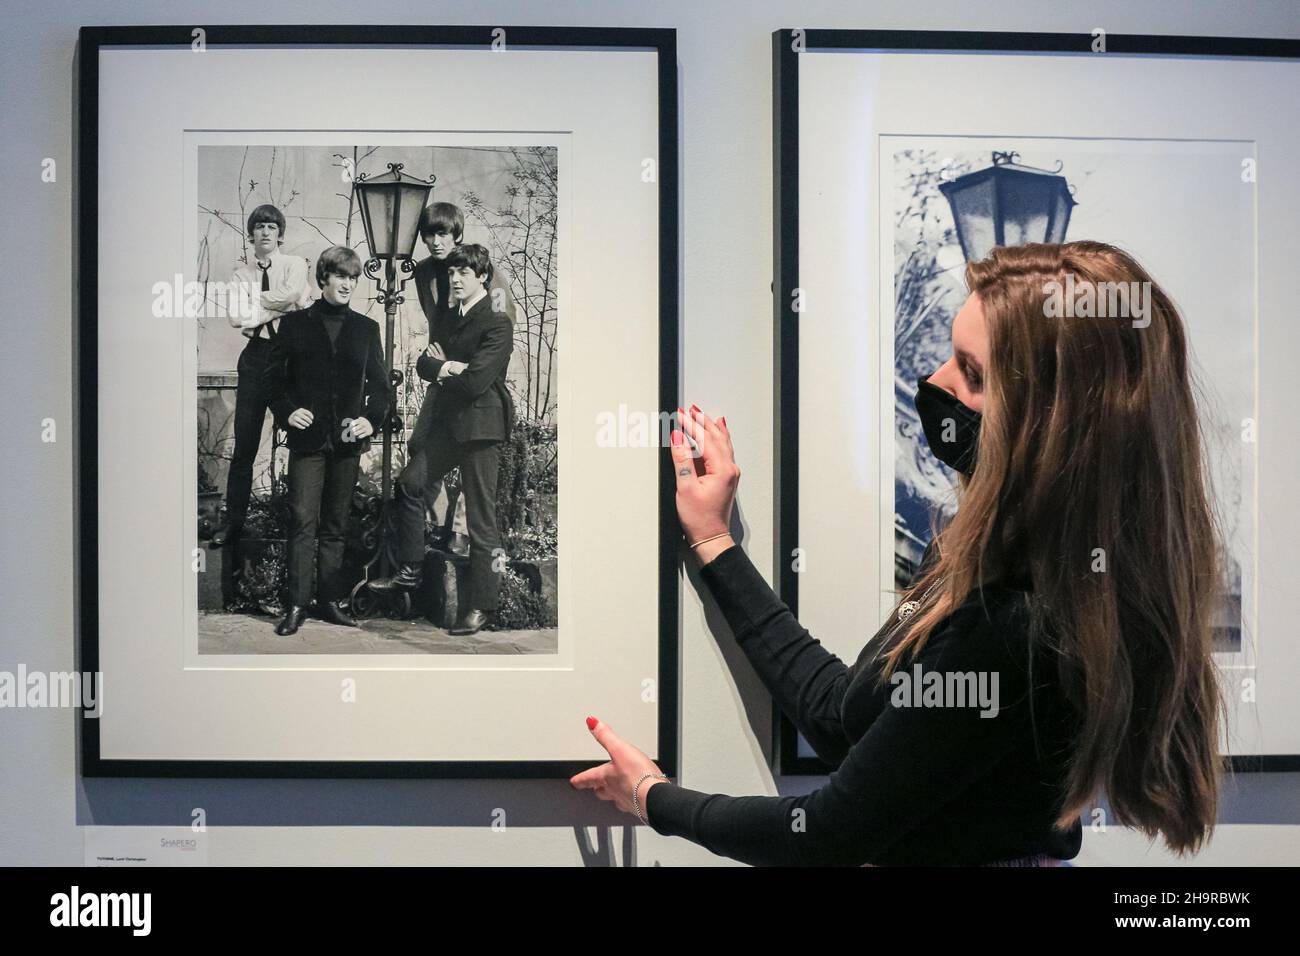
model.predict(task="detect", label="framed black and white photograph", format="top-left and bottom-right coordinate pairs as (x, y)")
top-left (772, 29), bottom-right (1300, 773)
top-left (77, 25), bottom-right (679, 776)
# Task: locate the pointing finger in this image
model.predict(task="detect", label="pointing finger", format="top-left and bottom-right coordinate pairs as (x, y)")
top-left (570, 762), bottom-right (611, 790)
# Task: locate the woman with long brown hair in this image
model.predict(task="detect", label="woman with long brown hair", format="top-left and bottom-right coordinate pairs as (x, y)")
top-left (570, 240), bottom-right (1228, 866)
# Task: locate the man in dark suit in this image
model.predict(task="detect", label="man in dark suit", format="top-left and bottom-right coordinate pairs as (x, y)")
top-left (369, 244), bottom-right (515, 636)
top-left (407, 202), bottom-right (517, 549)
top-left (411, 201), bottom-right (517, 333)
top-left (263, 246), bottom-right (390, 636)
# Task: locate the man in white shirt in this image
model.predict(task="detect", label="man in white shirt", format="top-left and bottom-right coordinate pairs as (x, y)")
top-left (210, 204), bottom-right (311, 551)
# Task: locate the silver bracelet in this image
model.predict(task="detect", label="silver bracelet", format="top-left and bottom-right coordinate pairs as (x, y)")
top-left (632, 772), bottom-right (670, 825)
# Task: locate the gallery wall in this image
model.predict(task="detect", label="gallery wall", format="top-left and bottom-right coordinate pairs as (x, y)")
top-left (2, 0), bottom-right (1298, 866)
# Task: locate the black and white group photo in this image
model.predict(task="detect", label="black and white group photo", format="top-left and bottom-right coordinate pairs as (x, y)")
top-left (193, 143), bottom-right (559, 655)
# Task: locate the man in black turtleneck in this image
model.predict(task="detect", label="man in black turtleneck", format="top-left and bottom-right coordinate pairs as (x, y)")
top-left (264, 245), bottom-right (389, 636)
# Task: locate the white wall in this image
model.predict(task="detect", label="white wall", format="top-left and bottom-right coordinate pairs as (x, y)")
top-left (2, 0), bottom-right (1297, 866)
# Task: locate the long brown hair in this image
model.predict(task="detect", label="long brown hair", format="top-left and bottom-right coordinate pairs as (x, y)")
top-left (883, 240), bottom-right (1228, 855)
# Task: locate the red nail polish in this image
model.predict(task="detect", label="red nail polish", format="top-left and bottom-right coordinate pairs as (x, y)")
top-left (690, 404), bottom-right (701, 414)
top-left (586, 716), bottom-right (598, 730)
top-left (719, 416), bottom-right (726, 428)
top-left (670, 430), bottom-right (683, 446)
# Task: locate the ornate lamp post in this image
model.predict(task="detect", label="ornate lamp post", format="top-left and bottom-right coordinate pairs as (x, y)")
top-left (939, 151), bottom-right (1076, 262)
top-left (349, 163), bottom-right (435, 613)
top-left (354, 162), bottom-right (437, 502)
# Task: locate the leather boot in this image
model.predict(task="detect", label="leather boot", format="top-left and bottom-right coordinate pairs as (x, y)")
top-left (368, 562), bottom-right (423, 592)
top-left (209, 522), bottom-right (238, 549)
top-left (275, 605), bottom-right (310, 636)
top-left (317, 600), bottom-right (358, 627)
top-left (449, 608), bottom-right (488, 636)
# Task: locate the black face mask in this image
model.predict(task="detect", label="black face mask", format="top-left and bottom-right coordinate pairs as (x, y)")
top-left (915, 374), bottom-right (981, 476)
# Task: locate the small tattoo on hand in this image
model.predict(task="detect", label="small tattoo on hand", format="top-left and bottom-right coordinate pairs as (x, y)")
top-left (678, 468), bottom-right (691, 477)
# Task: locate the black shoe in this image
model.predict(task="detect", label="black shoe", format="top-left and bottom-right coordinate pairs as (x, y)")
top-left (275, 605), bottom-right (309, 636)
top-left (209, 523), bottom-right (237, 549)
top-left (449, 608), bottom-right (489, 636)
top-left (317, 600), bottom-right (357, 628)
top-left (368, 562), bottom-right (423, 592)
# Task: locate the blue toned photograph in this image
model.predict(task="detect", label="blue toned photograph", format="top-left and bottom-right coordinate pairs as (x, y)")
top-left (888, 140), bottom-right (1251, 653)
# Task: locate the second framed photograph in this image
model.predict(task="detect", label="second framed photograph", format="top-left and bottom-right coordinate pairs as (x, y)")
top-left (773, 29), bottom-right (1300, 773)
top-left (78, 25), bottom-right (678, 776)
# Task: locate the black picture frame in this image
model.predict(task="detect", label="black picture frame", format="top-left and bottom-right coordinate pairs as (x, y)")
top-left (75, 25), bottom-right (679, 778)
top-left (772, 28), bottom-right (1300, 776)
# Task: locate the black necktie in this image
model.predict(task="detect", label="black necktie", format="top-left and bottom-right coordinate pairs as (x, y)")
top-left (256, 261), bottom-right (276, 339)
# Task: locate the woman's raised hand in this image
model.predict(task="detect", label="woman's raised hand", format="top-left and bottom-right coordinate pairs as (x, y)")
top-left (568, 716), bottom-right (667, 819)
top-left (670, 405), bottom-right (739, 556)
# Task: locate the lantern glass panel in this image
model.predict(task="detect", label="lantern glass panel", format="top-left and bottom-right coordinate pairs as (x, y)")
top-left (946, 177), bottom-right (997, 263)
top-left (393, 182), bottom-right (428, 258)
top-left (1045, 191), bottom-right (1073, 244)
top-left (998, 176), bottom-right (1053, 248)
top-left (359, 185), bottom-right (397, 258)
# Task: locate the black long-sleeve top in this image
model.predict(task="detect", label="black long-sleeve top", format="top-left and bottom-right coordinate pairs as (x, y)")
top-left (645, 544), bottom-right (1083, 866)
